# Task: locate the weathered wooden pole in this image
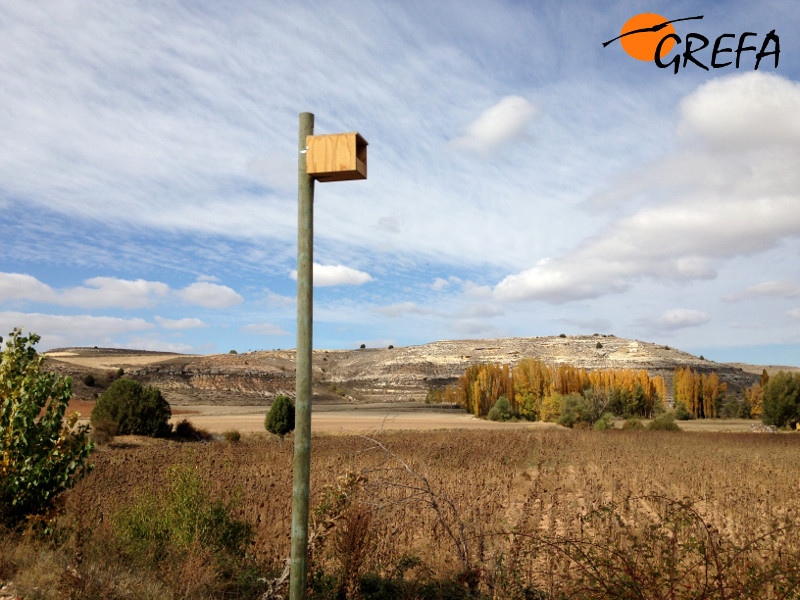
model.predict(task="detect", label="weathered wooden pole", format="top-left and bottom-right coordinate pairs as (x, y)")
top-left (290, 111), bottom-right (315, 600)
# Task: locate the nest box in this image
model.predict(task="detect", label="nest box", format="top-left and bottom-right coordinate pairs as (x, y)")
top-left (305, 132), bottom-right (367, 182)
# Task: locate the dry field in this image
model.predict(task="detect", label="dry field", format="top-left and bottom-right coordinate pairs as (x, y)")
top-left (62, 428), bottom-right (800, 596)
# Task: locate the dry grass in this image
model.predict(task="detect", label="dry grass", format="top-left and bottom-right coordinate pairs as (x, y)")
top-left (5, 428), bottom-right (800, 598)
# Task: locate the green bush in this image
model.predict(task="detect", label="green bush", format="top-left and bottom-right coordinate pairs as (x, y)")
top-left (265, 395), bottom-right (295, 439)
top-left (762, 370), bottom-right (800, 429)
top-left (648, 413), bottom-right (681, 431)
top-left (487, 395), bottom-right (513, 421)
top-left (674, 403), bottom-right (692, 420)
top-left (91, 378), bottom-right (172, 437)
top-left (82, 373), bottom-right (96, 387)
top-left (593, 412), bottom-right (614, 431)
top-left (0, 329), bottom-right (94, 527)
top-left (558, 393), bottom-right (589, 428)
top-left (115, 465), bottom-right (259, 595)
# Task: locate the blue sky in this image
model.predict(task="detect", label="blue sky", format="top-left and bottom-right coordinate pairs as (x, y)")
top-left (1, 1), bottom-right (800, 366)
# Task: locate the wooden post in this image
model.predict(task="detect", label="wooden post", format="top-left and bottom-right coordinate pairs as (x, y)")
top-left (290, 111), bottom-right (315, 600)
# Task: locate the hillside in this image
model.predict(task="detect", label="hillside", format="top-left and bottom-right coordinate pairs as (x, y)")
top-left (42, 335), bottom-right (792, 407)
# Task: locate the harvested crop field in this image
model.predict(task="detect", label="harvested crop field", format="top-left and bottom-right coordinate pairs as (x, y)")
top-left (64, 428), bottom-right (800, 595)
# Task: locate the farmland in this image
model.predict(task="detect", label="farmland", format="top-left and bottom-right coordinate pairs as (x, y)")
top-left (14, 427), bottom-right (791, 598)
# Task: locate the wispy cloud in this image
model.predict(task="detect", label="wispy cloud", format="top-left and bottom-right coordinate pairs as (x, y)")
top-left (451, 95), bottom-right (537, 153)
top-left (726, 281), bottom-right (800, 301)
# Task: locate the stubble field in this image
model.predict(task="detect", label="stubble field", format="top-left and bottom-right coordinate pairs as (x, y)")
top-left (61, 427), bottom-right (800, 597)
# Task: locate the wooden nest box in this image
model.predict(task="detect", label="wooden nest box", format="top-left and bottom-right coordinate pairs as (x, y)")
top-left (306, 132), bottom-right (367, 182)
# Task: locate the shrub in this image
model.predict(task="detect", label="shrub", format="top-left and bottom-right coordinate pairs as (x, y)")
top-left (116, 367), bottom-right (124, 378)
top-left (90, 415), bottom-right (118, 445)
top-left (83, 373), bottom-right (96, 387)
top-left (360, 344), bottom-right (366, 349)
top-left (674, 403), bottom-right (692, 420)
top-left (265, 395), bottom-right (295, 439)
top-left (222, 429), bottom-right (241, 443)
top-left (762, 371), bottom-right (800, 429)
top-left (91, 378), bottom-right (172, 437)
top-left (593, 412), bottom-right (614, 431)
top-left (0, 329), bottom-right (94, 527)
top-left (487, 395), bottom-right (513, 422)
top-left (229, 349), bottom-right (238, 354)
top-left (596, 341), bottom-right (603, 349)
top-left (114, 465), bottom-right (259, 595)
top-left (559, 333), bottom-right (566, 338)
top-left (622, 417), bottom-right (645, 430)
top-left (648, 413), bottom-right (681, 431)
top-left (558, 393), bottom-right (590, 428)
top-left (173, 419), bottom-right (213, 442)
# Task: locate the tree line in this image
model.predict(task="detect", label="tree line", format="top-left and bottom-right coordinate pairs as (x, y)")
top-left (433, 359), bottom-right (667, 421)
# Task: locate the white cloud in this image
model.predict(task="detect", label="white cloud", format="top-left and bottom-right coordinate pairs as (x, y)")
top-left (727, 281), bottom-right (800, 301)
top-left (0, 311), bottom-right (154, 350)
top-left (678, 72), bottom-right (800, 150)
top-left (289, 264), bottom-right (373, 287)
top-left (657, 309), bottom-right (710, 330)
top-left (178, 282), bottom-right (243, 308)
top-left (242, 323), bottom-right (290, 335)
top-left (60, 277), bottom-right (170, 309)
top-left (0, 272), bottom-right (54, 302)
top-left (154, 316), bottom-right (208, 330)
top-left (452, 96), bottom-right (537, 152)
top-left (431, 278), bottom-right (450, 291)
top-left (788, 309), bottom-right (800, 320)
top-left (494, 72), bottom-right (800, 304)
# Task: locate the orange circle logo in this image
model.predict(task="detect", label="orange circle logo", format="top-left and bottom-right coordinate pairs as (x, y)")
top-left (619, 13), bottom-right (676, 61)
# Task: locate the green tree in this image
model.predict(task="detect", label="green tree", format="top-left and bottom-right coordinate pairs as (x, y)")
top-left (487, 395), bottom-right (513, 421)
top-left (91, 378), bottom-right (172, 437)
top-left (761, 371), bottom-right (800, 429)
top-left (0, 329), bottom-right (94, 527)
top-left (265, 394), bottom-right (295, 439)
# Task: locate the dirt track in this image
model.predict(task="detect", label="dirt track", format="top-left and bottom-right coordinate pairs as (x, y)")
top-left (169, 405), bottom-right (560, 434)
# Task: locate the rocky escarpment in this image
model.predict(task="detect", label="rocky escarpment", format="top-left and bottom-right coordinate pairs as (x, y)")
top-left (318, 335), bottom-right (761, 403)
top-left (46, 336), bottom-right (770, 405)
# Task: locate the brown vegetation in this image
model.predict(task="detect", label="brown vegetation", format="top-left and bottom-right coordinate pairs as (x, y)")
top-left (0, 429), bottom-right (787, 598)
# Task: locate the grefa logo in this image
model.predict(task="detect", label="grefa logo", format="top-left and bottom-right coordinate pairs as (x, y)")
top-left (604, 13), bottom-right (780, 73)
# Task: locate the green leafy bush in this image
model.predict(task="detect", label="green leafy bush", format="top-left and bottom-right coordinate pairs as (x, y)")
top-left (762, 370), bottom-right (800, 429)
top-left (487, 395), bottom-right (513, 421)
top-left (0, 329), bottom-right (94, 527)
top-left (593, 412), bottom-right (614, 431)
top-left (82, 373), bottom-right (96, 387)
top-left (91, 378), bottom-right (172, 437)
top-left (673, 403), bottom-right (692, 420)
top-left (265, 395), bottom-right (295, 439)
top-left (115, 465), bottom-right (259, 596)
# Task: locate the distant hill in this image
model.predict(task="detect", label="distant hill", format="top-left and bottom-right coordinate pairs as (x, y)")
top-left (44, 335), bottom-right (795, 406)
